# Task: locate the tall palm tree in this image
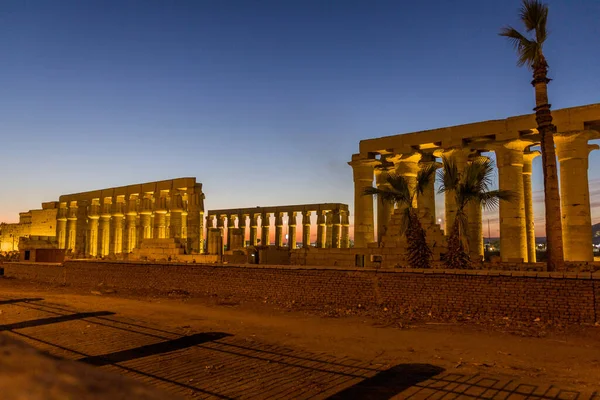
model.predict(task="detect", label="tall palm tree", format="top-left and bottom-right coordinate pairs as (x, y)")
top-left (438, 156), bottom-right (515, 269)
top-left (364, 162), bottom-right (437, 268)
top-left (500, 0), bottom-right (564, 271)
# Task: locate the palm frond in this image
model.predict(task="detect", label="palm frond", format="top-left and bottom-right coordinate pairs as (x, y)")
top-left (385, 173), bottom-right (413, 207)
top-left (437, 155), bottom-right (459, 194)
top-left (415, 162), bottom-right (437, 196)
top-left (363, 186), bottom-right (401, 206)
top-left (478, 190), bottom-right (517, 211)
top-left (520, 0), bottom-right (548, 35)
top-left (499, 26), bottom-right (539, 68)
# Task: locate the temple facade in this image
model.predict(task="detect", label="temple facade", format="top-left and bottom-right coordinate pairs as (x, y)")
top-left (350, 103), bottom-right (600, 262)
top-left (57, 177), bottom-right (205, 256)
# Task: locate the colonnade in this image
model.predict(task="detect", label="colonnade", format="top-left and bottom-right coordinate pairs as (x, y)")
top-left (56, 178), bottom-right (205, 257)
top-left (350, 130), bottom-right (599, 262)
top-left (206, 204), bottom-right (350, 252)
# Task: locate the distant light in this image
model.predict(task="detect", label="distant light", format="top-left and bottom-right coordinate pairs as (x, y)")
top-left (285, 234), bottom-right (289, 239)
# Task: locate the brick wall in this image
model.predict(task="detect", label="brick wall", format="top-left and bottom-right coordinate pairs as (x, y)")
top-left (3, 261), bottom-right (599, 325)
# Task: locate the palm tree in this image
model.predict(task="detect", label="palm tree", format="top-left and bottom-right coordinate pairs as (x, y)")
top-left (438, 156), bottom-right (515, 269)
top-left (364, 162), bottom-right (437, 268)
top-left (500, 0), bottom-right (564, 271)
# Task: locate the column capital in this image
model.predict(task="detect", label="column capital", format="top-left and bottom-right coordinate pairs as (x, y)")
top-left (555, 130), bottom-right (600, 161)
top-left (522, 150), bottom-right (541, 175)
top-left (490, 139), bottom-right (535, 167)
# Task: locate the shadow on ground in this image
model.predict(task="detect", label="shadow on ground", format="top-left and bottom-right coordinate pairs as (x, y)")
top-left (0, 295), bottom-right (597, 399)
top-left (326, 363), bottom-right (445, 399)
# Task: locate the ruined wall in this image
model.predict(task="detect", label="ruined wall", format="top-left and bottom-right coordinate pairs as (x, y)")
top-left (3, 261), bottom-right (599, 325)
top-left (0, 203), bottom-right (58, 252)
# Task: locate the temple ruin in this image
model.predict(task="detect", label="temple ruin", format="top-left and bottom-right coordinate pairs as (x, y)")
top-left (205, 203), bottom-right (349, 254)
top-left (349, 103), bottom-right (600, 262)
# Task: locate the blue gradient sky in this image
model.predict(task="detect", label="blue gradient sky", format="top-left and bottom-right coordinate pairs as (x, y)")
top-left (0, 0), bottom-right (598, 237)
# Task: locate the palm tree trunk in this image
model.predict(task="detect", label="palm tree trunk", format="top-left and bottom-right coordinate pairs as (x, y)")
top-left (532, 61), bottom-right (564, 271)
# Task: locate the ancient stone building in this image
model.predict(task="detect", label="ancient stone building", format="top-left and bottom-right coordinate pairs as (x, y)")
top-left (0, 202), bottom-right (58, 252)
top-left (56, 177), bottom-right (205, 257)
top-left (350, 103), bottom-right (600, 263)
top-left (205, 203), bottom-right (350, 254)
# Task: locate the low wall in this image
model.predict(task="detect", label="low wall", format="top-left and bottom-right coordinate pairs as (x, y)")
top-left (3, 261), bottom-right (599, 325)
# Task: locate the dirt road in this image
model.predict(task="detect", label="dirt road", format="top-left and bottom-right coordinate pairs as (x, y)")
top-left (0, 279), bottom-right (598, 399)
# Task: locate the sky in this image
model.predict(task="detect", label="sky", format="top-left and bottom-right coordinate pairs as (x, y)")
top-left (0, 0), bottom-right (599, 239)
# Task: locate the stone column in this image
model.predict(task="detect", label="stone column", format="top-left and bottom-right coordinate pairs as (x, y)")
top-left (66, 203), bottom-right (78, 252)
top-left (417, 154), bottom-right (439, 224)
top-left (523, 151), bottom-right (540, 263)
top-left (112, 215), bottom-right (124, 255)
top-left (87, 204), bottom-right (99, 257)
top-left (227, 215), bottom-right (236, 250)
top-left (316, 211), bottom-right (326, 248)
top-left (249, 214), bottom-right (258, 246)
top-left (57, 206), bottom-right (67, 249)
top-left (99, 217), bottom-right (111, 257)
top-left (494, 140), bottom-right (530, 262)
top-left (340, 211), bottom-right (350, 248)
top-left (288, 212), bottom-right (297, 249)
top-left (394, 153), bottom-right (422, 208)
top-left (302, 211), bottom-right (311, 248)
top-left (154, 195), bottom-right (168, 239)
top-left (261, 213), bottom-right (270, 246)
top-left (275, 212), bottom-right (284, 247)
top-left (140, 196), bottom-right (153, 240)
top-left (555, 131), bottom-right (600, 262)
top-left (165, 213), bottom-right (171, 237)
top-left (348, 154), bottom-right (377, 248)
top-left (466, 154), bottom-right (485, 261)
top-left (325, 211), bottom-right (333, 248)
top-left (180, 210), bottom-right (188, 240)
top-left (331, 210), bottom-right (342, 248)
top-left (217, 215), bottom-right (225, 252)
top-left (125, 196), bottom-right (138, 253)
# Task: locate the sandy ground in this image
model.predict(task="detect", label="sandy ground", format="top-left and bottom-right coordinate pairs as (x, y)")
top-left (0, 278), bottom-right (598, 399)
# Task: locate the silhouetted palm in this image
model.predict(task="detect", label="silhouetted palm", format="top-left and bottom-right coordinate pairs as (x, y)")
top-left (500, 0), bottom-right (564, 271)
top-left (438, 156), bottom-right (514, 269)
top-left (364, 162), bottom-right (437, 268)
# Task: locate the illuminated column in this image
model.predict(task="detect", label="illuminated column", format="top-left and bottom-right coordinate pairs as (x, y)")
top-left (316, 211), bottom-right (326, 248)
top-left (154, 195), bottom-right (168, 239)
top-left (340, 211), bottom-right (350, 248)
top-left (331, 210), bottom-right (341, 248)
top-left (261, 213), bottom-right (270, 246)
top-left (99, 199), bottom-right (111, 257)
top-left (165, 213), bottom-right (171, 237)
top-left (180, 210), bottom-right (187, 241)
top-left (302, 211), bottom-right (312, 247)
top-left (374, 161), bottom-right (394, 243)
top-left (57, 206), bottom-right (67, 249)
top-left (288, 212), bottom-right (297, 249)
top-left (325, 211), bottom-right (333, 248)
top-left (523, 151), bottom-right (540, 262)
top-left (417, 154), bottom-right (439, 224)
top-left (555, 131), bottom-right (600, 262)
top-left (348, 154), bottom-right (377, 248)
top-left (466, 153), bottom-right (484, 261)
top-left (112, 216), bottom-right (124, 254)
top-left (66, 203), bottom-right (78, 252)
top-left (275, 212), bottom-right (284, 247)
top-left (227, 215), bottom-right (236, 250)
top-left (249, 214), bottom-right (258, 246)
top-left (140, 196), bottom-right (153, 240)
top-left (87, 204), bottom-right (99, 257)
top-left (125, 196), bottom-right (138, 252)
top-left (395, 153), bottom-right (422, 208)
top-left (494, 140), bottom-right (530, 262)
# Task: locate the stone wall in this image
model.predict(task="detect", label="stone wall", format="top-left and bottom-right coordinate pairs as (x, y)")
top-left (3, 261), bottom-right (599, 325)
